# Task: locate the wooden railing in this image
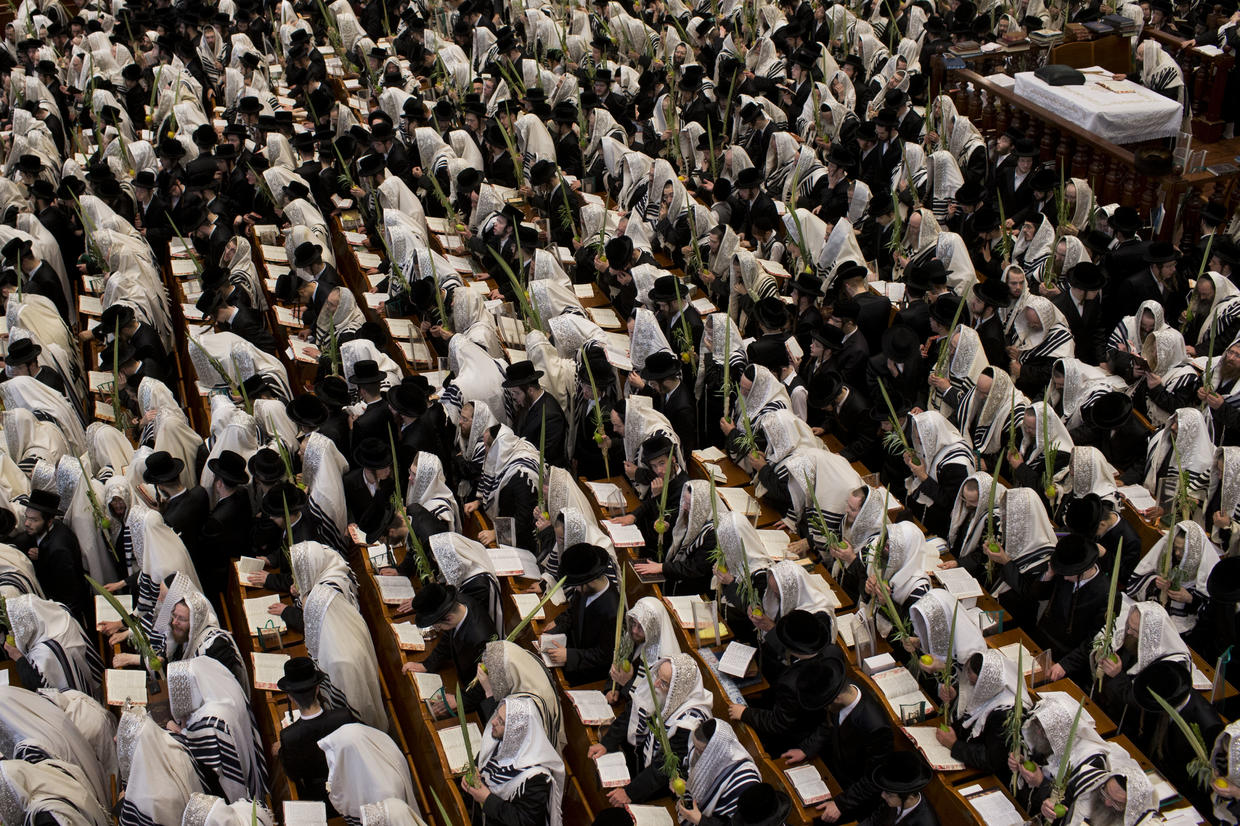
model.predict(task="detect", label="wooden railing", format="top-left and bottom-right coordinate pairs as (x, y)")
top-left (940, 62), bottom-right (1240, 248)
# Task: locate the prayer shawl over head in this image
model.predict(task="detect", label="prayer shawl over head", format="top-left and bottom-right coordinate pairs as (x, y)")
top-left (948, 471), bottom-right (1003, 558)
top-left (1210, 446), bottom-right (1240, 552)
top-left (998, 487), bottom-right (1057, 576)
top-left (167, 656), bottom-right (268, 802)
top-left (477, 695), bottom-right (566, 826)
top-left (1213, 720), bottom-right (1240, 821)
top-left (686, 720), bottom-right (762, 820)
top-left (871, 521), bottom-right (931, 607)
top-left (1023, 693), bottom-right (1109, 798)
top-left (0, 684), bottom-right (109, 804)
top-left (959, 649), bottom-right (1029, 736)
top-left (481, 639), bottom-right (566, 748)
top-left (1109, 299), bottom-right (1167, 356)
top-left (6, 593), bottom-right (102, 696)
top-left (40, 689), bottom-right (117, 798)
top-left (303, 581), bottom-right (386, 730)
top-left (761, 559), bottom-right (836, 634)
top-left (319, 723), bottom-right (418, 821)
top-left (181, 793), bottom-right (275, 826)
top-left (1143, 406), bottom-right (1214, 499)
top-left (429, 532), bottom-right (503, 631)
top-left (668, 479), bottom-right (722, 570)
top-left (0, 758), bottom-right (109, 826)
top-left (1103, 598), bottom-right (1190, 675)
top-left (1069, 446), bottom-right (1119, 506)
top-left (909, 589), bottom-right (986, 667)
top-left (910, 410), bottom-right (976, 482)
top-left (1013, 295), bottom-right (1075, 363)
top-left (117, 699), bottom-right (204, 823)
top-left (1128, 521), bottom-right (1219, 634)
top-left (631, 653), bottom-right (714, 766)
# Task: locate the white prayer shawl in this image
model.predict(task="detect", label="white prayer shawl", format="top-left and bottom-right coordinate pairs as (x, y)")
top-left (6, 594), bottom-right (101, 697)
top-left (1213, 721), bottom-right (1240, 821)
top-left (1128, 521), bottom-right (1220, 633)
top-left (1194, 272), bottom-right (1240, 347)
top-left (959, 649), bottom-right (1027, 735)
top-left (819, 218), bottom-right (867, 285)
top-left (999, 487), bottom-right (1059, 577)
top-left (188, 331), bottom-right (292, 400)
top-left (1054, 358), bottom-right (1119, 430)
top-left (303, 585), bottom-right (386, 730)
top-left (0, 374), bottom-right (86, 455)
top-left (932, 325), bottom-right (988, 416)
top-left (1069, 446), bottom-right (1119, 506)
top-left (3, 406), bottom-right (67, 472)
top-left (633, 653), bottom-right (713, 765)
top-left (254, 400), bottom-right (299, 460)
top-left (0, 758), bottom-right (109, 826)
top-left (86, 422), bottom-right (133, 479)
top-left (319, 724), bottom-right (418, 821)
top-left (0, 542), bottom-right (40, 598)
top-left (443, 336), bottom-right (511, 427)
top-left (1210, 446), bottom-right (1240, 553)
top-left (1109, 299), bottom-right (1167, 355)
top-left (938, 231), bottom-right (976, 295)
top-left (686, 719), bottom-right (761, 820)
top-left (1018, 400), bottom-right (1074, 480)
top-left (1104, 599), bottom-right (1190, 674)
top-left (480, 639), bottom-right (566, 748)
top-left (151, 406), bottom-right (207, 491)
top-left (168, 657), bottom-right (267, 802)
top-left (282, 199), bottom-right (336, 267)
top-left (761, 559), bottom-right (836, 627)
top-left (717, 510), bottom-right (777, 586)
top-left (0, 685), bottom-right (109, 804)
top-left (947, 471), bottom-right (1003, 558)
top-left (870, 521), bottom-right (932, 608)
top-left (477, 695), bottom-right (566, 826)
top-left (133, 506), bottom-right (202, 613)
top-left (6, 294), bottom-right (83, 406)
top-left (181, 793), bottom-right (275, 826)
top-left (1024, 693), bottom-right (1109, 789)
top-left (911, 411), bottom-right (975, 482)
top-left (1012, 214), bottom-right (1056, 286)
top-left (54, 455), bottom-right (116, 582)
top-left (39, 689), bottom-right (116, 797)
top-left (408, 451), bottom-right (460, 533)
top-left (1013, 295), bottom-right (1074, 362)
top-left (429, 532), bottom-right (503, 630)
top-left (1143, 406), bottom-right (1214, 498)
top-left (910, 590), bottom-right (986, 668)
top-left (358, 799), bottom-right (430, 826)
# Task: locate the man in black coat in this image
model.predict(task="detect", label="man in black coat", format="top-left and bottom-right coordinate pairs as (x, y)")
top-left (836, 261), bottom-right (892, 355)
top-left (650, 275), bottom-right (704, 360)
top-left (144, 450), bottom-right (212, 592)
top-left (196, 289), bottom-right (277, 354)
top-left (641, 350), bottom-right (698, 453)
top-left (997, 138), bottom-right (1039, 215)
top-left (406, 583), bottom-right (495, 713)
top-left (1072, 391), bottom-right (1149, 483)
top-left (1051, 261), bottom-right (1106, 365)
top-left (2, 340), bottom-right (64, 394)
top-left (734, 166), bottom-right (777, 243)
top-left (304, 377), bottom-right (353, 461)
top-left (343, 438), bottom-right (396, 528)
top-left (1040, 536), bottom-right (1115, 686)
top-left (349, 360), bottom-right (395, 455)
top-left (1119, 240), bottom-right (1185, 327)
top-left (19, 489), bottom-right (90, 625)
top-left (830, 298), bottom-right (874, 392)
top-left (543, 543), bottom-right (620, 685)
top-left (800, 672), bottom-right (893, 823)
top-left (967, 276), bottom-right (1012, 367)
top-left (201, 451), bottom-right (253, 604)
top-left (278, 658), bottom-right (356, 814)
top-left (1106, 205), bottom-right (1152, 288)
top-left (2, 238), bottom-right (68, 321)
top-left (505, 360), bottom-right (569, 468)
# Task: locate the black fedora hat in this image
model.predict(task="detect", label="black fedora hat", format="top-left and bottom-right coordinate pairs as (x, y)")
top-left (973, 205), bottom-right (1000, 234)
top-left (239, 374), bottom-right (273, 401)
top-left (23, 488), bottom-right (61, 516)
top-left (796, 658), bottom-right (846, 709)
top-left (292, 241), bottom-right (323, 269)
top-left (315, 375), bottom-right (351, 408)
top-left (142, 450), bottom-right (185, 485)
top-left (248, 447), bottom-right (285, 484)
top-left (604, 235), bottom-right (633, 267)
top-left (560, 543), bottom-right (610, 585)
top-left (641, 350), bottom-right (681, 382)
top-left (261, 482), bottom-right (308, 517)
top-left (4, 338), bottom-right (41, 366)
top-left (791, 272), bottom-right (823, 297)
top-left (755, 296), bottom-right (790, 331)
top-left (747, 338), bottom-right (788, 371)
top-left (286, 394), bottom-right (329, 428)
top-left (811, 324), bottom-right (844, 351)
top-left (1133, 658), bottom-right (1192, 712)
top-left (973, 277), bottom-right (1011, 308)
top-left (207, 449), bottom-right (250, 487)
top-left (873, 107), bottom-right (899, 129)
top-left (1013, 138), bottom-right (1038, 158)
top-left (872, 751), bottom-right (933, 795)
top-left (17, 154), bottom-right (42, 175)
top-left (502, 360), bottom-right (544, 388)
top-left (882, 325), bottom-right (920, 363)
top-left (731, 783), bottom-right (792, 826)
top-left (641, 435), bottom-right (675, 465)
top-left (735, 166), bottom-right (762, 189)
top-left (350, 359), bottom-right (384, 386)
top-left (835, 261), bottom-right (869, 284)
top-left (807, 371), bottom-right (844, 408)
top-left (954, 180), bottom-right (985, 205)
top-left (1066, 261), bottom-right (1105, 291)
top-left (353, 437), bottom-right (392, 470)
top-left (389, 383), bottom-right (428, 418)
top-left (276, 656), bottom-right (324, 693)
top-left (1143, 241), bottom-right (1179, 264)
top-left (1051, 534), bottom-right (1099, 577)
top-left (1208, 556), bottom-right (1240, 603)
top-left (826, 143), bottom-right (856, 172)
top-left (1109, 206), bottom-right (1141, 235)
top-left (775, 609), bottom-right (830, 656)
top-left (411, 582), bottom-right (458, 627)
top-left (648, 274), bottom-right (686, 303)
top-left (530, 159), bottom-right (557, 187)
top-left (930, 294), bottom-right (964, 327)
top-left (1084, 390), bottom-right (1132, 431)
top-left (1064, 492), bottom-right (1104, 535)
top-left (357, 153), bottom-right (386, 178)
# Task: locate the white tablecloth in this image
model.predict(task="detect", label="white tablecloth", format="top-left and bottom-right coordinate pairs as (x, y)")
top-left (1011, 67), bottom-right (1182, 144)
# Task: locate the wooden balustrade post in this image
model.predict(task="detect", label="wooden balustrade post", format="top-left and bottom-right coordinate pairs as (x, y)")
top-left (1104, 156), bottom-right (1126, 205)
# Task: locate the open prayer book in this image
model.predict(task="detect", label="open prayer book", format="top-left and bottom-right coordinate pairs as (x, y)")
top-left (565, 690), bottom-right (616, 725)
top-left (95, 594), bottom-right (132, 625)
top-left (595, 752), bottom-right (631, 788)
top-left (282, 800), bottom-right (328, 826)
top-left (785, 764), bottom-right (831, 805)
top-left (510, 591), bottom-right (549, 622)
top-left (105, 669), bottom-right (148, 706)
top-left (603, 520), bottom-right (645, 547)
top-left (626, 805), bottom-right (674, 826)
top-left (390, 622), bottom-right (425, 651)
top-left (376, 576), bottom-right (415, 604)
top-left (437, 722), bottom-right (483, 774)
top-left (252, 652), bottom-right (290, 691)
top-left (243, 595), bottom-right (286, 634)
top-left (901, 725), bottom-right (967, 771)
top-left (872, 666), bottom-right (936, 723)
top-left (958, 785), bottom-right (1023, 826)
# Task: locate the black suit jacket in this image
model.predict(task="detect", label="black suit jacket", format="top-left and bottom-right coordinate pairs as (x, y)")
top-left (515, 392), bottom-right (569, 468)
top-left (854, 292), bottom-right (894, 354)
top-left (656, 381), bottom-right (698, 453)
top-left (974, 314), bottom-right (1008, 368)
top-left (219, 306), bottom-right (277, 354)
top-left (422, 597), bottom-right (497, 692)
top-left (351, 399), bottom-right (395, 456)
top-left (163, 487), bottom-right (210, 553)
top-left (805, 684), bottom-right (893, 820)
top-left (893, 300), bottom-right (931, 342)
top-left (548, 583), bottom-right (619, 685)
top-left (280, 707), bottom-right (355, 804)
top-left (30, 523), bottom-right (90, 623)
top-left (203, 492), bottom-right (253, 595)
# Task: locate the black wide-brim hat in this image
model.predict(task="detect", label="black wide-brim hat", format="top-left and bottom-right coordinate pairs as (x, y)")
top-left (1051, 534), bottom-right (1099, 577)
top-left (4, 338), bottom-right (41, 366)
top-left (1132, 658), bottom-right (1192, 712)
top-left (560, 542), bottom-right (610, 585)
top-left (286, 394), bottom-right (329, 428)
top-left (731, 783), bottom-right (793, 826)
top-left (1084, 390), bottom-right (1132, 430)
top-left (1208, 556), bottom-right (1240, 603)
top-left (502, 359), bottom-right (544, 388)
top-left (640, 350), bottom-right (681, 382)
top-left (23, 488), bottom-right (61, 516)
top-left (973, 276), bottom-right (1011, 308)
top-left (249, 447), bottom-right (285, 484)
top-left (647, 274), bottom-right (685, 303)
top-left (412, 582), bottom-right (458, 627)
top-left (882, 325), bottom-right (920, 363)
top-left (292, 241), bottom-right (323, 269)
top-left (1066, 261), bottom-right (1106, 291)
top-left (1064, 492), bottom-right (1105, 535)
top-left (350, 359), bottom-right (384, 386)
top-left (142, 450), bottom-right (185, 484)
top-left (276, 656), bottom-right (325, 692)
top-left (206, 449), bottom-right (250, 486)
top-left (775, 609), bottom-right (831, 657)
top-left (871, 751), bottom-right (933, 795)
top-left (261, 482), bottom-right (308, 516)
top-left (353, 437), bottom-right (392, 470)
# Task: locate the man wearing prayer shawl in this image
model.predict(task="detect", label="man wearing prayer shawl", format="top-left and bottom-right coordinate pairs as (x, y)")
top-left (461, 695), bottom-right (566, 826)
